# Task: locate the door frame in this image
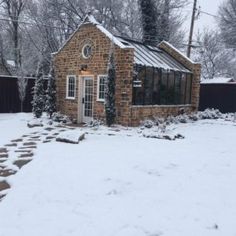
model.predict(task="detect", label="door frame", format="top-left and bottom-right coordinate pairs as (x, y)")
top-left (78, 75), bottom-right (94, 123)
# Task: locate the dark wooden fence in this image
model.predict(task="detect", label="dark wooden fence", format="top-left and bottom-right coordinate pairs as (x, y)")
top-left (199, 83), bottom-right (236, 113)
top-left (0, 76), bottom-right (40, 113)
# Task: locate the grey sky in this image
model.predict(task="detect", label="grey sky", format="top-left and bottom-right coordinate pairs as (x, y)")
top-left (184, 0), bottom-right (225, 32)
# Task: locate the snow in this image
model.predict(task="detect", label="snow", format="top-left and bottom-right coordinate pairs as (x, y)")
top-left (159, 41), bottom-right (196, 64)
top-left (201, 77), bottom-right (235, 84)
top-left (53, 14), bottom-right (130, 55)
top-left (0, 113), bottom-right (236, 236)
top-left (56, 130), bottom-right (85, 144)
top-left (0, 113), bottom-right (40, 146)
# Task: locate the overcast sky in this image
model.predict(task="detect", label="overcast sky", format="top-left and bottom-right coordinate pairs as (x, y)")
top-left (184, 0), bottom-right (225, 32)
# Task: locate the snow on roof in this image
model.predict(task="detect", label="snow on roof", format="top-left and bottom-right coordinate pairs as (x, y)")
top-left (159, 41), bottom-right (196, 65)
top-left (201, 77), bottom-right (235, 84)
top-left (52, 14), bottom-right (130, 55)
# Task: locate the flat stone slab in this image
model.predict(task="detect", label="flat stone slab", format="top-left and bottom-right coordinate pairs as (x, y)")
top-left (0, 181), bottom-right (10, 191)
top-left (19, 146), bottom-right (37, 149)
top-left (11, 138), bottom-right (23, 142)
top-left (13, 159), bottom-right (32, 169)
top-left (41, 133), bottom-right (49, 135)
top-left (30, 136), bottom-right (40, 139)
top-left (0, 169), bottom-right (17, 177)
top-left (0, 194), bottom-right (6, 201)
top-left (46, 136), bottom-right (55, 140)
top-left (28, 138), bottom-right (41, 142)
top-left (0, 159), bottom-right (7, 163)
top-left (56, 131), bottom-right (85, 144)
top-left (0, 148), bottom-right (8, 153)
top-left (22, 135), bottom-right (29, 138)
top-left (18, 153), bottom-right (33, 158)
top-left (43, 140), bottom-right (51, 143)
top-left (44, 127), bottom-right (54, 131)
top-left (15, 150), bottom-right (32, 153)
top-left (0, 153), bottom-right (8, 158)
top-left (4, 143), bottom-right (17, 147)
top-left (23, 142), bottom-right (37, 146)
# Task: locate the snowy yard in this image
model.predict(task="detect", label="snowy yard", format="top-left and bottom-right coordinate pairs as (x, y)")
top-left (0, 113), bottom-right (236, 236)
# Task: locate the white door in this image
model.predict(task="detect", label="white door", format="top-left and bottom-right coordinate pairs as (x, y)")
top-left (82, 77), bottom-right (93, 123)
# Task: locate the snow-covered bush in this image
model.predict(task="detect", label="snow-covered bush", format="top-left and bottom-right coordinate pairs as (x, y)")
top-left (141, 120), bottom-right (155, 128)
top-left (105, 46), bottom-right (116, 127)
top-left (52, 112), bottom-right (71, 124)
top-left (45, 66), bottom-right (56, 118)
top-left (199, 108), bottom-right (222, 120)
top-left (32, 63), bottom-right (45, 118)
top-left (141, 108), bottom-right (235, 132)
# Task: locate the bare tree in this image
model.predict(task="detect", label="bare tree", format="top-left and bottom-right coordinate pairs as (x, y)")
top-left (218, 0), bottom-right (236, 49)
top-left (195, 29), bottom-right (234, 80)
top-left (0, 0), bottom-right (26, 69)
top-left (17, 68), bottom-right (28, 112)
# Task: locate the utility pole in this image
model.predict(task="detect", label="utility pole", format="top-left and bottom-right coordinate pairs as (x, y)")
top-left (187, 0), bottom-right (197, 58)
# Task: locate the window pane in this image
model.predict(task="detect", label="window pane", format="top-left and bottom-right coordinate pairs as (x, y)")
top-left (98, 76), bottom-right (106, 100)
top-left (67, 76), bottom-right (75, 98)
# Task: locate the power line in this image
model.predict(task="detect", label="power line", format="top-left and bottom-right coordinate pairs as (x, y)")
top-left (0, 16), bottom-right (66, 30)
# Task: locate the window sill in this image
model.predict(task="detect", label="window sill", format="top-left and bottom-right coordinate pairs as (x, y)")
top-left (97, 99), bottom-right (105, 102)
top-left (66, 97), bottom-right (76, 100)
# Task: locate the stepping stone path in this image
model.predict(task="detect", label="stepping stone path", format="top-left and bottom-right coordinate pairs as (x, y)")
top-left (0, 125), bottom-right (69, 202)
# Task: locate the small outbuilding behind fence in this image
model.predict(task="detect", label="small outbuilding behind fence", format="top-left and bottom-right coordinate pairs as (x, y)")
top-left (0, 75), bottom-right (36, 113)
top-left (199, 78), bottom-right (236, 113)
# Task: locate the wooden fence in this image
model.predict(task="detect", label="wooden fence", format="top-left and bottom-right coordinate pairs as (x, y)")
top-left (199, 83), bottom-right (236, 113)
top-left (0, 76), bottom-right (47, 113)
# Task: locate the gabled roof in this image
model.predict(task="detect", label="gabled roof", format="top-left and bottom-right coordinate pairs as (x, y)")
top-left (53, 14), bottom-right (191, 73)
top-left (53, 14), bottom-right (130, 55)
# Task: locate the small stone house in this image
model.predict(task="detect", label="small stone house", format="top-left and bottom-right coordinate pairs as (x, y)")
top-left (53, 14), bottom-right (201, 126)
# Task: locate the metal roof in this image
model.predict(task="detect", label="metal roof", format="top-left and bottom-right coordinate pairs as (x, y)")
top-left (116, 36), bottom-right (191, 73)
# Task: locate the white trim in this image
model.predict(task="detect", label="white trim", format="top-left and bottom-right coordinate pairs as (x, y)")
top-left (78, 75), bottom-right (94, 123)
top-left (97, 74), bottom-right (107, 102)
top-left (82, 44), bottom-right (92, 59)
top-left (66, 75), bottom-right (76, 99)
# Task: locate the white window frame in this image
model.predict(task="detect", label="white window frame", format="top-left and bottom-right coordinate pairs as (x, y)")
top-left (66, 75), bottom-right (76, 99)
top-left (97, 75), bottom-right (107, 102)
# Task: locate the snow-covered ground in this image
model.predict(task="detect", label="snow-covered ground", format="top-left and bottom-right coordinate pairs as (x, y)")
top-left (0, 113), bottom-right (236, 236)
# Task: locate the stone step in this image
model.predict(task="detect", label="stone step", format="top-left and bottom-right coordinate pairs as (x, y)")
top-left (27, 138), bottom-right (41, 142)
top-left (0, 148), bottom-right (8, 153)
top-left (0, 181), bottom-right (10, 191)
top-left (0, 159), bottom-right (7, 163)
top-left (4, 143), bottom-right (17, 147)
top-left (15, 150), bottom-right (32, 153)
top-left (30, 136), bottom-right (40, 139)
top-left (13, 159), bottom-right (32, 169)
top-left (0, 193), bottom-right (6, 200)
top-left (11, 138), bottom-right (23, 142)
top-left (23, 142), bottom-right (37, 146)
top-left (46, 136), bottom-right (55, 140)
top-left (43, 140), bottom-right (51, 143)
top-left (19, 146), bottom-right (37, 149)
top-left (0, 153), bottom-right (8, 158)
top-left (18, 153), bottom-right (33, 158)
top-left (44, 127), bottom-right (54, 131)
top-left (0, 169), bottom-right (17, 177)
